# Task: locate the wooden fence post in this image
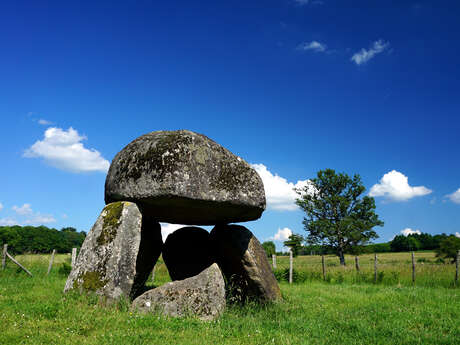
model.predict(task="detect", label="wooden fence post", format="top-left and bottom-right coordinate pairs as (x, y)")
top-left (455, 250), bottom-right (459, 285)
top-left (5, 252), bottom-right (32, 276)
top-left (71, 248), bottom-right (77, 268)
top-left (411, 252), bottom-right (416, 284)
top-left (272, 254), bottom-right (277, 269)
top-left (151, 265), bottom-right (155, 284)
top-left (322, 255), bottom-right (326, 281)
top-left (374, 253), bottom-right (378, 283)
top-left (289, 250), bottom-right (293, 284)
top-left (2, 244), bottom-right (7, 270)
top-left (47, 249), bottom-right (56, 275)
top-left (355, 256), bottom-right (360, 272)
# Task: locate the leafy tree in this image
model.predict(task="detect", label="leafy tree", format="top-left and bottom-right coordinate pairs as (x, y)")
top-left (436, 235), bottom-right (460, 263)
top-left (283, 234), bottom-right (304, 257)
top-left (295, 169), bottom-right (383, 265)
top-left (261, 241), bottom-right (276, 257)
top-left (390, 235), bottom-right (422, 252)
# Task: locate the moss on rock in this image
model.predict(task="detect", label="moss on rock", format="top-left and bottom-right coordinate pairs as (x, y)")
top-left (97, 202), bottom-right (124, 245)
top-left (74, 271), bottom-right (108, 291)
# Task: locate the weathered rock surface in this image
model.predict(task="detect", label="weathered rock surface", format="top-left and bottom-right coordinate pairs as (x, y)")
top-left (104, 130), bottom-right (266, 225)
top-left (209, 224), bottom-right (282, 303)
top-left (64, 201), bottom-right (163, 300)
top-left (132, 263), bottom-right (225, 321)
top-left (162, 227), bottom-right (214, 281)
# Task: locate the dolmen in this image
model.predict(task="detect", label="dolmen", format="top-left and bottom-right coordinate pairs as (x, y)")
top-left (64, 130), bottom-right (281, 321)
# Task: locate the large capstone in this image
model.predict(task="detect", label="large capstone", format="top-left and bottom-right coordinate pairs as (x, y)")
top-left (209, 224), bottom-right (282, 303)
top-left (132, 263), bottom-right (225, 321)
top-left (104, 130), bottom-right (266, 225)
top-left (64, 201), bottom-right (163, 300)
top-left (162, 227), bottom-right (214, 281)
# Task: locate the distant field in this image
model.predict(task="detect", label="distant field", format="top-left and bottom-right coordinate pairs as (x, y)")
top-left (0, 253), bottom-right (458, 344)
top-left (273, 252), bottom-right (457, 288)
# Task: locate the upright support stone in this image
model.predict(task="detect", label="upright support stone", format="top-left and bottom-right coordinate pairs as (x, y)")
top-left (210, 224), bottom-right (281, 303)
top-left (64, 202), bottom-right (163, 300)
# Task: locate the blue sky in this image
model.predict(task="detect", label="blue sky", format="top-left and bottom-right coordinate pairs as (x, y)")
top-left (1, 1), bottom-right (460, 250)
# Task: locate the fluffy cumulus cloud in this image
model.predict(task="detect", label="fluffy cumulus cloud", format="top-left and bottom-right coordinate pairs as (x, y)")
top-left (251, 164), bottom-right (314, 211)
top-left (24, 127), bottom-right (110, 173)
top-left (12, 203), bottom-right (33, 215)
top-left (456, 232), bottom-right (460, 238)
top-left (269, 227), bottom-right (293, 241)
top-left (160, 223), bottom-right (186, 242)
top-left (297, 41), bottom-right (327, 52)
top-left (369, 170), bottom-right (432, 201)
top-left (0, 202), bottom-right (3, 211)
top-left (400, 228), bottom-right (421, 236)
top-left (0, 218), bottom-right (17, 226)
top-left (9, 203), bottom-right (56, 225)
top-left (446, 188), bottom-right (460, 204)
top-left (351, 39), bottom-right (390, 65)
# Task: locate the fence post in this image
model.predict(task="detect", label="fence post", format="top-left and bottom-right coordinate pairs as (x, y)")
top-left (456, 250), bottom-right (460, 285)
top-left (2, 244), bottom-right (7, 270)
top-left (272, 254), bottom-right (277, 269)
top-left (322, 255), bottom-right (326, 281)
top-left (5, 252), bottom-right (32, 276)
top-left (151, 265), bottom-right (155, 284)
top-left (411, 252), bottom-right (416, 284)
top-left (289, 250), bottom-right (293, 284)
top-left (71, 248), bottom-right (77, 268)
top-left (47, 249), bottom-right (56, 275)
top-left (374, 253), bottom-right (378, 283)
top-left (355, 256), bottom-right (360, 272)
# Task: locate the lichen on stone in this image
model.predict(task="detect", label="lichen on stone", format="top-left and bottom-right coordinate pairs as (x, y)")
top-left (97, 202), bottom-right (124, 245)
top-left (73, 271), bottom-right (108, 291)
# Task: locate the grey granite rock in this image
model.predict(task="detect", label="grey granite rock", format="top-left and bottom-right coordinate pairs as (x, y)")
top-left (64, 201), bottom-right (162, 300)
top-left (162, 226), bottom-right (213, 281)
top-left (209, 224), bottom-right (282, 303)
top-left (132, 263), bottom-right (225, 321)
top-left (104, 130), bottom-right (265, 225)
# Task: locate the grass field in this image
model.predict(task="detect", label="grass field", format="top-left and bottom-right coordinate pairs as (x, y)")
top-left (0, 252), bottom-right (459, 344)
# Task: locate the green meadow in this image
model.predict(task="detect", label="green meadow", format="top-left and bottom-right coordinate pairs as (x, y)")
top-left (0, 253), bottom-right (458, 345)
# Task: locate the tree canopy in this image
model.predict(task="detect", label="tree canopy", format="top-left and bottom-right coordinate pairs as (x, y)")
top-left (295, 169), bottom-right (383, 265)
top-left (283, 234), bottom-right (304, 257)
top-left (261, 241), bottom-right (276, 257)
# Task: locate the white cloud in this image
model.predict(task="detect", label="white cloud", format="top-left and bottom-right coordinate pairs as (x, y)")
top-left (269, 227), bottom-right (293, 241)
top-left (38, 119), bottom-right (53, 125)
top-left (351, 39), bottom-right (390, 65)
top-left (400, 228), bottom-right (421, 236)
top-left (369, 170), bottom-right (432, 201)
top-left (446, 188), bottom-right (460, 204)
top-left (11, 204), bottom-right (56, 225)
top-left (23, 214), bottom-right (56, 225)
top-left (297, 41), bottom-right (327, 53)
top-left (24, 127), bottom-right (110, 173)
top-left (251, 163), bottom-right (314, 211)
top-left (12, 203), bottom-right (33, 215)
top-left (455, 232), bottom-right (460, 238)
top-left (0, 218), bottom-right (18, 226)
top-left (0, 202), bottom-right (3, 211)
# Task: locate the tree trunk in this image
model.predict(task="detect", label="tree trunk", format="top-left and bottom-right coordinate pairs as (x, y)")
top-left (338, 249), bottom-right (346, 266)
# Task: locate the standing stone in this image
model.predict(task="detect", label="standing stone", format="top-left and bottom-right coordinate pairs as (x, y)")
top-left (64, 201), bottom-right (162, 300)
top-left (162, 227), bottom-right (213, 281)
top-left (132, 263), bottom-right (225, 321)
top-left (104, 130), bottom-right (266, 225)
top-left (209, 224), bottom-right (282, 303)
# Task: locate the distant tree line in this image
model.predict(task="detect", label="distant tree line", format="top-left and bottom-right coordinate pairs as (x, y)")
top-left (0, 225), bottom-right (86, 255)
top-left (263, 232), bottom-right (460, 263)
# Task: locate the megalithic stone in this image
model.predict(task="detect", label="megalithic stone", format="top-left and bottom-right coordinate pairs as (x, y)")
top-left (209, 224), bottom-right (282, 303)
top-left (64, 201), bottom-right (162, 300)
top-left (104, 130), bottom-right (266, 225)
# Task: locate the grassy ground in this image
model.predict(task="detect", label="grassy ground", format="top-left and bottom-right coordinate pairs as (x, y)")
top-left (0, 253), bottom-right (459, 344)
